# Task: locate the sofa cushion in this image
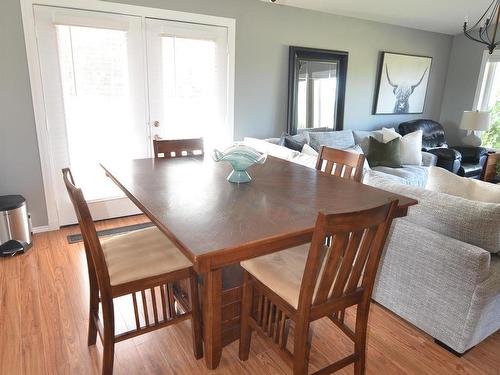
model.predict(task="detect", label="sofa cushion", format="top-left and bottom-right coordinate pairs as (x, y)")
top-left (371, 165), bottom-right (428, 187)
top-left (366, 173), bottom-right (500, 253)
top-left (426, 166), bottom-right (500, 204)
top-left (367, 137), bottom-right (402, 168)
top-left (308, 130), bottom-right (355, 152)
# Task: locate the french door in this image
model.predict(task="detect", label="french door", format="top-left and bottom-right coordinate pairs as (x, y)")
top-left (33, 6), bottom-right (231, 226)
top-left (146, 19), bottom-right (231, 149)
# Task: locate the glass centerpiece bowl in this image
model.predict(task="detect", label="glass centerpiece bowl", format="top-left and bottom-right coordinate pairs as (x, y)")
top-left (212, 144), bottom-right (267, 183)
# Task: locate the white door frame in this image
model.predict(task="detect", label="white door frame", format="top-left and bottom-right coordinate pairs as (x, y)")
top-left (20, 0), bottom-right (235, 231)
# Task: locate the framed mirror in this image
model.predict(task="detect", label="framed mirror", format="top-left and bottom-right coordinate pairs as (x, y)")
top-left (287, 47), bottom-right (348, 135)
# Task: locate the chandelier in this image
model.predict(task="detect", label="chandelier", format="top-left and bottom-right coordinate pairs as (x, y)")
top-left (464, 0), bottom-right (500, 54)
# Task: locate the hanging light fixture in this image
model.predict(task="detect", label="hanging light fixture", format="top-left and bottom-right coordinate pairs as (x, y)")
top-left (464, 0), bottom-right (500, 54)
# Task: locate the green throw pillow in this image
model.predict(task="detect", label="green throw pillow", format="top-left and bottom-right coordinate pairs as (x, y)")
top-left (367, 137), bottom-right (402, 168)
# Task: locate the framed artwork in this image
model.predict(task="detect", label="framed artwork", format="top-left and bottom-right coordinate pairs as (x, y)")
top-left (373, 52), bottom-right (432, 115)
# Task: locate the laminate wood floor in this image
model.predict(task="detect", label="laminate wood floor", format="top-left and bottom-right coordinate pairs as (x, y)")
top-left (1, 215), bottom-right (498, 375)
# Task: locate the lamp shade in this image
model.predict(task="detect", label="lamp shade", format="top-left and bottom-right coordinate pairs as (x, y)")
top-left (460, 111), bottom-right (491, 131)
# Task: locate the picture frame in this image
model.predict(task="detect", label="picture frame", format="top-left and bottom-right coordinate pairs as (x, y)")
top-left (373, 52), bottom-right (432, 115)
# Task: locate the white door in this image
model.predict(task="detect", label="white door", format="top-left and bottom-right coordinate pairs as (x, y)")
top-left (34, 6), bottom-right (148, 225)
top-left (33, 7), bottom-right (233, 227)
top-left (146, 19), bottom-right (232, 150)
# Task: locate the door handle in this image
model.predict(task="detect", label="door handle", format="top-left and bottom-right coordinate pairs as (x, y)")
top-left (152, 120), bottom-right (160, 128)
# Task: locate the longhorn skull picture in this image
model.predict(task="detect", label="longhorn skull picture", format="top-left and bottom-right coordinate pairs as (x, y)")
top-left (374, 53), bottom-right (432, 115)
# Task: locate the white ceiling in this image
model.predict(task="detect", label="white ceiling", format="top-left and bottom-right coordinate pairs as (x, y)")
top-left (262, 0), bottom-right (492, 35)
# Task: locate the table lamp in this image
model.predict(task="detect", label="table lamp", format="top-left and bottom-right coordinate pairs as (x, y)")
top-left (460, 110), bottom-right (491, 147)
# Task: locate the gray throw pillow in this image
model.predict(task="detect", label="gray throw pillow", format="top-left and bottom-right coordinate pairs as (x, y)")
top-left (352, 130), bottom-right (384, 154)
top-left (279, 133), bottom-right (309, 151)
top-left (308, 130), bottom-right (355, 152)
top-left (367, 137), bottom-right (402, 168)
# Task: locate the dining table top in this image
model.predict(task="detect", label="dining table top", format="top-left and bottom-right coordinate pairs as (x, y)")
top-left (101, 155), bottom-right (417, 273)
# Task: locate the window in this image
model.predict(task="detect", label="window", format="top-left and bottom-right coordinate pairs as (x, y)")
top-left (475, 53), bottom-right (500, 148)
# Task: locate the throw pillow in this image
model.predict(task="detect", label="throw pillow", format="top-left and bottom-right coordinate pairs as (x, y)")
top-left (279, 133), bottom-right (309, 152)
top-left (243, 137), bottom-right (299, 161)
top-left (381, 128), bottom-right (423, 166)
top-left (308, 130), bottom-right (355, 152)
top-left (367, 137), bottom-right (402, 168)
top-left (301, 144), bottom-right (319, 156)
top-left (426, 166), bottom-right (500, 204)
top-left (352, 129), bottom-right (385, 154)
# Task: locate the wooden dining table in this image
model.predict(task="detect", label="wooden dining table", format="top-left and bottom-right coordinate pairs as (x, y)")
top-left (101, 155), bottom-right (417, 370)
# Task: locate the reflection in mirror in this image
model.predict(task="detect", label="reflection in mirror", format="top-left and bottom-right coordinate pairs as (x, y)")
top-left (288, 47), bottom-right (348, 135)
top-left (297, 60), bottom-right (338, 130)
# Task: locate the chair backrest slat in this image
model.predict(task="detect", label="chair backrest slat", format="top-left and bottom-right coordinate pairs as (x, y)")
top-left (298, 200), bottom-right (398, 312)
top-left (315, 146), bottom-right (365, 182)
top-left (62, 168), bottom-right (112, 297)
top-left (153, 138), bottom-right (204, 159)
top-left (313, 233), bottom-right (347, 304)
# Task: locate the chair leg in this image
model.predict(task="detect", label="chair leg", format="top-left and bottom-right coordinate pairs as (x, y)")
top-left (189, 273), bottom-right (203, 359)
top-left (292, 320), bottom-right (311, 375)
top-left (88, 287), bottom-right (99, 346)
top-left (353, 303), bottom-right (370, 375)
top-left (239, 271), bottom-right (253, 361)
top-left (101, 301), bottom-right (115, 375)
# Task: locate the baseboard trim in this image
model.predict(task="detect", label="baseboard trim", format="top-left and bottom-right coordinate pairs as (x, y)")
top-left (32, 225), bottom-right (56, 234)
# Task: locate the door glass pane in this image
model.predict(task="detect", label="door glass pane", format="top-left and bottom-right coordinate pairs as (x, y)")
top-left (56, 25), bottom-right (142, 200)
top-left (161, 36), bottom-right (217, 140)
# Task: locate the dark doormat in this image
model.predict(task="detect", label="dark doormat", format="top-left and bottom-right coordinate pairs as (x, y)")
top-left (67, 222), bottom-right (155, 244)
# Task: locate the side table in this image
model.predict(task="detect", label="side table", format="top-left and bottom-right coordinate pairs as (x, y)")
top-left (481, 150), bottom-right (500, 182)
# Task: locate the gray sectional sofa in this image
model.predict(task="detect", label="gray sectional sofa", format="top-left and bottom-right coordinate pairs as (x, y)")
top-left (366, 172), bottom-right (500, 354)
top-left (260, 128), bottom-right (437, 187)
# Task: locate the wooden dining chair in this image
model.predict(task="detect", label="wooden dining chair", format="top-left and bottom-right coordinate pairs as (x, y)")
top-left (238, 200), bottom-right (399, 375)
top-left (62, 168), bottom-right (202, 375)
top-left (153, 138), bottom-right (204, 158)
top-left (316, 146), bottom-right (365, 182)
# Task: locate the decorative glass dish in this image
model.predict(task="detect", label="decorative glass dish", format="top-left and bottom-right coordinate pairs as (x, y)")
top-left (212, 144), bottom-right (267, 183)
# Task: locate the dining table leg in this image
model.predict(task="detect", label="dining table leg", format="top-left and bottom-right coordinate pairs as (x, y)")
top-left (202, 268), bottom-right (222, 369)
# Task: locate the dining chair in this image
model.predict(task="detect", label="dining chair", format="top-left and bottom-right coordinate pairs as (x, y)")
top-left (238, 200), bottom-right (399, 375)
top-left (153, 138), bottom-right (204, 158)
top-left (62, 168), bottom-right (203, 375)
top-left (315, 146), bottom-right (365, 182)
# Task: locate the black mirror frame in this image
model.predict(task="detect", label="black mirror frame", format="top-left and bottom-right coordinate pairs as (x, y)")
top-left (287, 46), bottom-right (348, 135)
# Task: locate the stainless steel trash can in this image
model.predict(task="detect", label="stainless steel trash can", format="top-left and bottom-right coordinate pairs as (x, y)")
top-left (0, 195), bottom-right (32, 252)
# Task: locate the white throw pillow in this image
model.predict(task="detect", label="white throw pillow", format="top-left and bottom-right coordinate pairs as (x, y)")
top-left (381, 128), bottom-right (422, 166)
top-left (301, 144), bottom-right (319, 157)
top-left (243, 137), bottom-right (299, 161)
top-left (426, 166), bottom-right (500, 204)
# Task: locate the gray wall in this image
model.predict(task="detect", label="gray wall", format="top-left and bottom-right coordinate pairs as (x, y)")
top-left (1, 0), bottom-right (453, 226)
top-left (0, 0), bottom-right (47, 226)
top-left (439, 34), bottom-right (486, 145)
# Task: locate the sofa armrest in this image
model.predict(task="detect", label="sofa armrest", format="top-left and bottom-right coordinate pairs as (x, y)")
top-left (453, 146), bottom-right (488, 164)
top-left (427, 147), bottom-right (462, 173)
top-left (374, 218), bottom-right (492, 352)
top-left (421, 151), bottom-right (437, 167)
top-left (364, 174), bottom-right (500, 253)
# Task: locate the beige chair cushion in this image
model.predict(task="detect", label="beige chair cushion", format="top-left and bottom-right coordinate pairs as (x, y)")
top-left (241, 244), bottom-right (310, 309)
top-left (101, 227), bottom-right (192, 286)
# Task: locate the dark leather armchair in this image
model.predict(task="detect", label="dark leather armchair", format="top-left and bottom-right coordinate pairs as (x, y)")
top-left (399, 119), bottom-right (462, 173)
top-left (453, 146), bottom-right (489, 179)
